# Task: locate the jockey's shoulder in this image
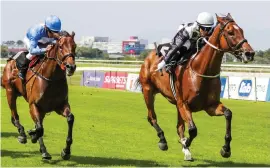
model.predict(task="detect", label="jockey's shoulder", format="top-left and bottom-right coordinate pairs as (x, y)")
top-left (177, 21), bottom-right (199, 38)
top-left (178, 22), bottom-right (198, 31)
top-left (27, 23), bottom-right (46, 39)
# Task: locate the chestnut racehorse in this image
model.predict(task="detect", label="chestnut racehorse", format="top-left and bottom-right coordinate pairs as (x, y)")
top-left (136, 13), bottom-right (255, 161)
top-left (1, 31), bottom-right (77, 160)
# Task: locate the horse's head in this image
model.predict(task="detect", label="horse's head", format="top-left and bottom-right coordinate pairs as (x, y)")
top-left (48, 31), bottom-right (77, 76)
top-left (216, 13), bottom-right (255, 63)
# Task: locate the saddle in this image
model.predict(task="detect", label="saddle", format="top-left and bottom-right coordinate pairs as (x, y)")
top-left (156, 43), bottom-right (195, 68)
top-left (9, 51), bottom-right (43, 71)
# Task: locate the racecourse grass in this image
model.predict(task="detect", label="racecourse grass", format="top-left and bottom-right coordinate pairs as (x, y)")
top-left (1, 86), bottom-right (270, 167)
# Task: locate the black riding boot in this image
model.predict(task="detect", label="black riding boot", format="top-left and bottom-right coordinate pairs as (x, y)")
top-left (164, 46), bottom-right (179, 73)
top-left (18, 59), bottom-right (30, 80)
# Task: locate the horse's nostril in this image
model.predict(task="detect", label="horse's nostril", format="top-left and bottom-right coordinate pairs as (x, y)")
top-left (66, 64), bottom-right (70, 68)
top-left (244, 51), bottom-right (251, 57)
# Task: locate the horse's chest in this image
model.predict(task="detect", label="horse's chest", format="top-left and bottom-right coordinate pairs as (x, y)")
top-left (188, 80), bottom-right (220, 110)
top-left (35, 81), bottom-right (68, 109)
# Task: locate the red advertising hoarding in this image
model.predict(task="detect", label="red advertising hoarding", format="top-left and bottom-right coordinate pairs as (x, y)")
top-left (102, 72), bottom-right (128, 90)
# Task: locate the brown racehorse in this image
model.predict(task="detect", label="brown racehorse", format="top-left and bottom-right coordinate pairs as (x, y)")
top-left (136, 13), bottom-right (255, 161)
top-left (1, 31), bottom-right (77, 160)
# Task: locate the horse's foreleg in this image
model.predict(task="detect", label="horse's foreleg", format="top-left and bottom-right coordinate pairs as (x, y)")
top-left (177, 103), bottom-right (197, 148)
top-left (56, 103), bottom-right (74, 160)
top-left (28, 104), bottom-right (44, 144)
top-left (6, 87), bottom-right (27, 144)
top-left (142, 84), bottom-right (168, 151)
top-left (176, 107), bottom-right (194, 161)
top-left (205, 103), bottom-right (232, 158)
top-left (28, 104), bottom-right (48, 159)
top-left (38, 137), bottom-right (51, 160)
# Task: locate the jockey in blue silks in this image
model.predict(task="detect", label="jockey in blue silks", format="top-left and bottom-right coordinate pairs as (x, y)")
top-left (19, 15), bottom-right (62, 80)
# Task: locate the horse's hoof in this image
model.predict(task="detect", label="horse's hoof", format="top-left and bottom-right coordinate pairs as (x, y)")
top-left (31, 137), bottom-right (38, 144)
top-left (18, 136), bottom-right (27, 144)
top-left (27, 130), bottom-right (38, 143)
top-left (42, 152), bottom-right (52, 160)
top-left (220, 147), bottom-right (231, 158)
top-left (158, 142), bottom-right (168, 151)
top-left (61, 149), bottom-right (71, 160)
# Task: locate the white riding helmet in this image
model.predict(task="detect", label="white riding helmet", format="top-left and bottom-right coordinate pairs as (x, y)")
top-left (196, 12), bottom-right (214, 27)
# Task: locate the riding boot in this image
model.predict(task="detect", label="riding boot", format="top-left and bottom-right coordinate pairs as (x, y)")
top-left (164, 46), bottom-right (179, 73)
top-left (18, 59), bottom-right (30, 80)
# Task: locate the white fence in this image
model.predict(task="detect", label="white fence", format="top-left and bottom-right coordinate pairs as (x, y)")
top-left (124, 73), bottom-right (270, 102)
top-left (220, 76), bottom-right (270, 102)
top-left (1, 59), bottom-right (270, 73)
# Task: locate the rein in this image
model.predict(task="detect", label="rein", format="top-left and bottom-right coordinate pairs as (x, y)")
top-left (190, 20), bottom-right (247, 78)
top-left (29, 37), bottom-right (75, 82)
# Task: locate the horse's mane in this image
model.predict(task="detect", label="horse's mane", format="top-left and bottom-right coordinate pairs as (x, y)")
top-left (59, 30), bottom-right (71, 37)
top-left (217, 14), bottom-right (234, 22)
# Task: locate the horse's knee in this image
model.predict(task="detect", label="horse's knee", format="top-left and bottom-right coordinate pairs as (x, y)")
top-left (67, 113), bottom-right (74, 124)
top-left (225, 134), bottom-right (232, 142)
top-left (35, 123), bottom-right (44, 137)
top-left (224, 109), bottom-right (232, 120)
top-left (11, 117), bottom-right (15, 126)
top-left (37, 127), bottom-right (44, 137)
top-left (188, 125), bottom-right (197, 138)
top-left (66, 137), bottom-right (73, 146)
top-left (147, 116), bottom-right (153, 126)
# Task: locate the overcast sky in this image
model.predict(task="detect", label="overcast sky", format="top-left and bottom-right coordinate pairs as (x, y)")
top-left (1, 0), bottom-right (270, 50)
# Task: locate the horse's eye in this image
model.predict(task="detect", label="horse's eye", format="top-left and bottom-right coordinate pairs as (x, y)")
top-left (228, 31), bottom-right (234, 36)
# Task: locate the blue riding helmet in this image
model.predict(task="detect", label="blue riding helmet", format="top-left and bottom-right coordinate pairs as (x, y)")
top-left (45, 15), bottom-right (61, 32)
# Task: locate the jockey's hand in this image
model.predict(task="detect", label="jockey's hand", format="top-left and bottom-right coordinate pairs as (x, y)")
top-left (51, 40), bottom-right (57, 44)
top-left (46, 44), bottom-right (53, 52)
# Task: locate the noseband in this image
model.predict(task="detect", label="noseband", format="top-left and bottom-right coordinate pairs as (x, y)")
top-left (46, 37), bottom-right (75, 68)
top-left (218, 20), bottom-right (247, 52)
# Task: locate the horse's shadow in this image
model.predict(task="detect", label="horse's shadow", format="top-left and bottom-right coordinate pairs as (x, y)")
top-left (1, 149), bottom-right (166, 167)
top-left (182, 159), bottom-right (270, 167)
top-left (1, 132), bottom-right (18, 138)
top-left (51, 155), bottom-right (167, 167)
top-left (1, 149), bottom-right (40, 159)
top-left (2, 150), bottom-right (269, 167)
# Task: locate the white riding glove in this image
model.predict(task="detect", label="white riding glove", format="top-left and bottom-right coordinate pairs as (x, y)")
top-left (155, 60), bottom-right (166, 71)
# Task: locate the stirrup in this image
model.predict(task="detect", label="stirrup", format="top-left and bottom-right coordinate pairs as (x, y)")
top-left (18, 72), bottom-right (26, 81)
top-left (165, 65), bottom-right (173, 73)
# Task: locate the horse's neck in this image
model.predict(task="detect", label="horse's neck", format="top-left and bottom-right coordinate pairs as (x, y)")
top-left (41, 49), bottom-right (65, 80)
top-left (191, 25), bottom-right (224, 76)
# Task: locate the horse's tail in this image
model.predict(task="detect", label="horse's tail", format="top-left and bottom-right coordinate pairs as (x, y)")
top-left (134, 77), bottom-right (142, 92)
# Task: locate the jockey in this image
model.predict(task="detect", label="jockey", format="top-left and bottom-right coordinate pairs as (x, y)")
top-left (18, 15), bottom-right (62, 80)
top-left (156, 12), bottom-right (215, 73)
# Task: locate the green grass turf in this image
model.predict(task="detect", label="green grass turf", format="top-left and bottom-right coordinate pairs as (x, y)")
top-left (1, 86), bottom-right (270, 166)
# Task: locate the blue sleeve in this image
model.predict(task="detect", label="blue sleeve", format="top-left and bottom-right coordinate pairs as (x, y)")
top-left (28, 39), bottom-right (46, 55)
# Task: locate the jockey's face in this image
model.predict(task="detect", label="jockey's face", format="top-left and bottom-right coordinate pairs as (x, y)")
top-left (45, 26), bottom-right (59, 38)
top-left (199, 26), bottom-right (212, 37)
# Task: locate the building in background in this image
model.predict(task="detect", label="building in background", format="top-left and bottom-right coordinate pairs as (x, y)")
top-left (92, 42), bottom-right (108, 52)
top-left (79, 36), bottom-right (109, 48)
top-left (107, 41), bottom-right (122, 54)
top-left (122, 36), bottom-right (146, 55)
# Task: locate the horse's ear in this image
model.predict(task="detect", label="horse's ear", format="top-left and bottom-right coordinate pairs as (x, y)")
top-left (71, 31), bottom-right (75, 39)
top-left (215, 13), bottom-right (222, 23)
top-left (227, 13), bottom-right (233, 19)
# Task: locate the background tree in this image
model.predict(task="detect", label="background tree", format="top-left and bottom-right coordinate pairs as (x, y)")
top-left (1, 45), bottom-right (9, 58)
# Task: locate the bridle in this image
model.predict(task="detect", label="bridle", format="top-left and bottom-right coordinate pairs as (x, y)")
top-left (27, 36), bottom-right (76, 82)
top-left (215, 19), bottom-right (247, 53)
top-left (190, 19), bottom-right (248, 78)
top-left (46, 36), bottom-right (75, 69)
